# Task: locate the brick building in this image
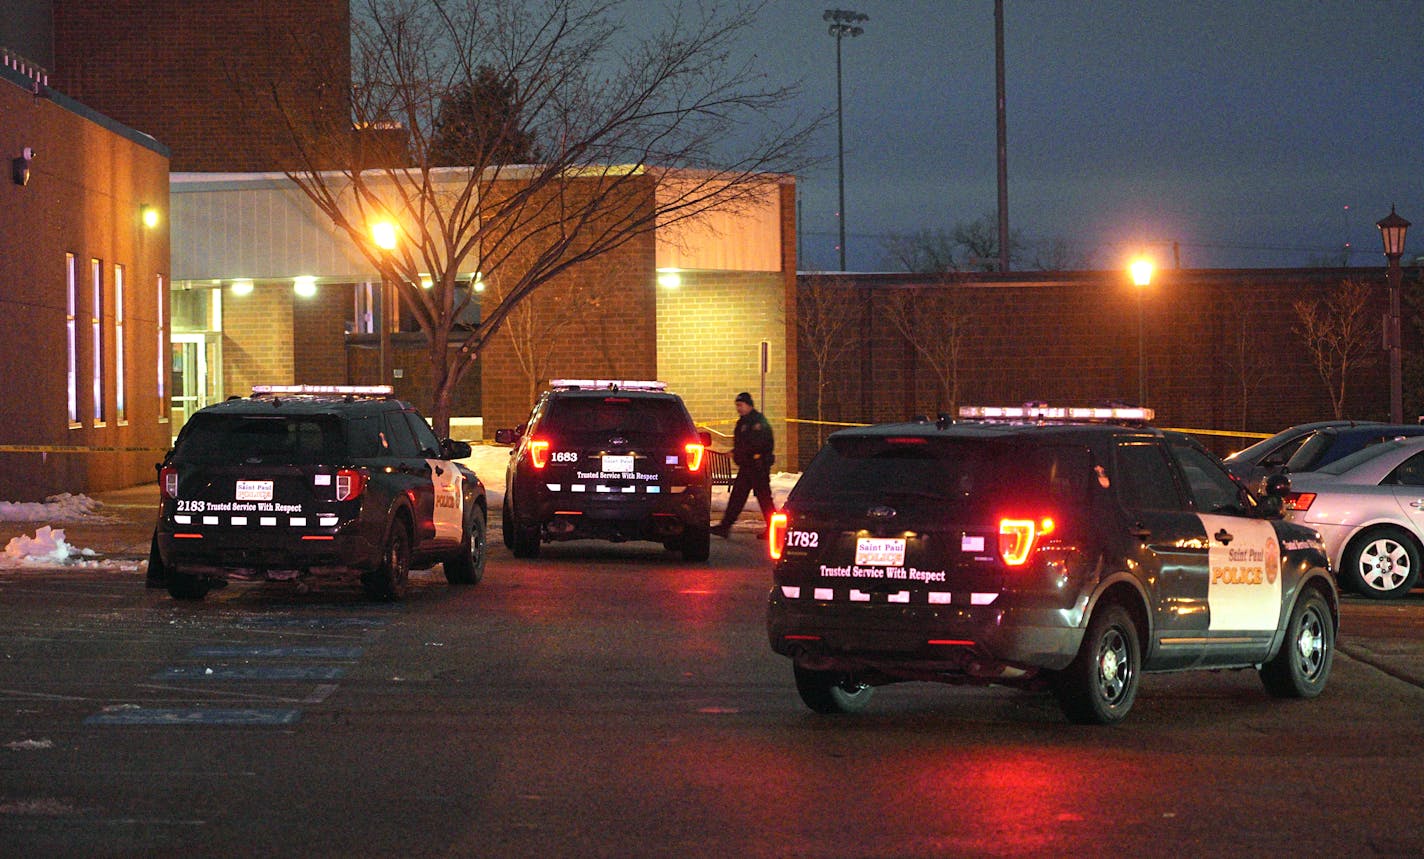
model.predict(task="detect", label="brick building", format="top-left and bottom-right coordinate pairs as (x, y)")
top-left (795, 267), bottom-right (1419, 464)
top-left (0, 60), bottom-right (172, 499)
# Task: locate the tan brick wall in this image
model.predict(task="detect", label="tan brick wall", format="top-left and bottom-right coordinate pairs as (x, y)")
top-left (222, 283), bottom-right (294, 395)
top-left (293, 282), bottom-right (353, 385)
top-left (0, 70), bottom-right (171, 498)
top-left (657, 271), bottom-right (788, 464)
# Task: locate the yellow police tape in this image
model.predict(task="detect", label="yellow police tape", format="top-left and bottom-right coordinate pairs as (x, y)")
top-left (0, 444), bottom-right (170, 454)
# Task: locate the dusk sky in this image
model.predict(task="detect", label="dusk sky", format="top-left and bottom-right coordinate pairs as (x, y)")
top-left (733, 1), bottom-right (1424, 273)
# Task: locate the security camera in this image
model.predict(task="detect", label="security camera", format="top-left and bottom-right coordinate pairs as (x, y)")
top-left (11, 148), bottom-right (33, 186)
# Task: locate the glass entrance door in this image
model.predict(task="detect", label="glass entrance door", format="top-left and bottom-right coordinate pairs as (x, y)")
top-left (171, 333), bottom-right (223, 430)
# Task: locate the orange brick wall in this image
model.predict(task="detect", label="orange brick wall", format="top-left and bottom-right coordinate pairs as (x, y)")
top-left (222, 283), bottom-right (294, 394)
top-left (0, 70), bottom-right (171, 498)
top-left (51, 0), bottom-right (350, 172)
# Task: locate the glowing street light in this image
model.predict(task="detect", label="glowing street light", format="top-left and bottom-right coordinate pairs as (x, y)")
top-left (1377, 206), bottom-right (1410, 423)
top-left (1129, 257), bottom-right (1154, 405)
top-left (370, 219), bottom-right (398, 251)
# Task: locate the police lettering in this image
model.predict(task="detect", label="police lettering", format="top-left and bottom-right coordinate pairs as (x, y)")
top-left (1212, 565), bottom-right (1264, 585)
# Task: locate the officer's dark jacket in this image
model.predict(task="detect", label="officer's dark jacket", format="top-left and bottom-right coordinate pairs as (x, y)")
top-left (733, 409), bottom-right (775, 468)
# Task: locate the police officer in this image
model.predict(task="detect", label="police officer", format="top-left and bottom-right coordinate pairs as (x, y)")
top-left (712, 392), bottom-right (776, 538)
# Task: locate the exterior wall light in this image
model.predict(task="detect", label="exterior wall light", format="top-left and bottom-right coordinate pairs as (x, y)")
top-left (12, 147), bottom-right (33, 186)
top-left (471, 272), bottom-right (485, 292)
top-left (294, 276), bottom-right (318, 298)
top-left (230, 279), bottom-right (254, 296)
top-left (141, 204), bottom-right (160, 228)
top-left (656, 268), bottom-right (682, 288)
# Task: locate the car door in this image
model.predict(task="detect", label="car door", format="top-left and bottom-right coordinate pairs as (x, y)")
top-left (403, 411), bottom-right (465, 547)
top-left (1111, 437), bottom-right (1208, 670)
top-left (380, 411), bottom-right (439, 546)
top-left (1167, 439), bottom-right (1281, 665)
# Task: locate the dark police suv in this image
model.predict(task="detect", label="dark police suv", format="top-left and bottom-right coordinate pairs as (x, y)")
top-left (152, 386), bottom-right (487, 601)
top-left (767, 405), bottom-right (1338, 724)
top-left (495, 380), bottom-right (712, 560)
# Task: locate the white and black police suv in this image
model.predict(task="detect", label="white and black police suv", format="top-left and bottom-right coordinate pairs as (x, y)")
top-left (495, 380), bottom-right (712, 560)
top-left (151, 386), bottom-right (487, 601)
top-left (766, 405), bottom-right (1338, 724)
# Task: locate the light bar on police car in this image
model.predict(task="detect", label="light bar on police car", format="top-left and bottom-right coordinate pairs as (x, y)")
top-left (549, 379), bottom-right (667, 391)
top-left (959, 404), bottom-right (1154, 422)
top-left (252, 385), bottom-right (395, 396)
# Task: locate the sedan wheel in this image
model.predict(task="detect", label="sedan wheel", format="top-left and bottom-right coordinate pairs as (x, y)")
top-left (1344, 529), bottom-right (1421, 599)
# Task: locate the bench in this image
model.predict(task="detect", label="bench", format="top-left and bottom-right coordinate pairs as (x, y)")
top-left (708, 450), bottom-right (736, 488)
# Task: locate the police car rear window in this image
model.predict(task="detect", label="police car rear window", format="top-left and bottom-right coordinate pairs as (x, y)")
top-left (544, 397), bottom-right (691, 440)
top-left (174, 414), bottom-right (345, 464)
top-left (792, 436), bottom-right (1093, 508)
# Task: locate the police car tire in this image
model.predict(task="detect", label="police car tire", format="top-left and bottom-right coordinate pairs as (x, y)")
top-left (1341, 527), bottom-right (1422, 599)
top-left (1052, 602), bottom-right (1141, 725)
top-left (363, 516), bottom-right (412, 600)
top-left (1259, 588), bottom-right (1333, 699)
top-left (444, 508), bottom-right (487, 585)
top-left (166, 570), bottom-right (210, 601)
top-left (793, 664), bottom-right (874, 714)
top-left (145, 532), bottom-right (168, 588)
top-left (501, 501), bottom-right (515, 549)
top-left (511, 518), bottom-right (540, 559)
top-left (681, 525), bottom-right (711, 562)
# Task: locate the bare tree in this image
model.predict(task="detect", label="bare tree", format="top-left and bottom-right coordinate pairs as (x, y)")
top-left (882, 279), bottom-right (974, 417)
top-left (251, 0), bottom-right (818, 434)
top-left (495, 275), bottom-right (604, 409)
top-left (1225, 285), bottom-right (1270, 433)
top-left (881, 228), bottom-right (958, 273)
top-left (797, 275), bottom-right (861, 447)
top-left (1292, 278), bottom-right (1380, 419)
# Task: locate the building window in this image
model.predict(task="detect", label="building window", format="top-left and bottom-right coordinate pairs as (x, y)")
top-left (115, 264), bottom-right (127, 424)
top-left (66, 254), bottom-right (80, 427)
top-left (157, 274), bottom-right (168, 423)
top-left (91, 258), bottom-right (105, 426)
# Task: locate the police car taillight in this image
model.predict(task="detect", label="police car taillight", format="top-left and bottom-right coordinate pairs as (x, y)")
top-left (769, 511), bottom-right (790, 560)
top-left (1284, 492), bottom-right (1316, 512)
top-left (529, 439), bottom-right (551, 469)
top-left (335, 468), bottom-right (367, 501)
top-left (160, 466), bottom-right (178, 499)
top-left (684, 442), bottom-right (706, 472)
top-left (999, 517), bottom-right (1055, 566)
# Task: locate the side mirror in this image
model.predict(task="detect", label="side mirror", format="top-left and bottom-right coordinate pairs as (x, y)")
top-left (494, 428), bottom-right (518, 445)
top-left (1259, 472), bottom-right (1290, 519)
top-left (698, 430), bottom-right (712, 447)
top-left (441, 438), bottom-right (472, 460)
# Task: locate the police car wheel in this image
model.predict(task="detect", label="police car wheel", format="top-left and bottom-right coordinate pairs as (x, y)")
top-left (501, 500), bottom-right (515, 549)
top-left (1052, 602), bottom-right (1141, 725)
top-left (145, 532), bottom-right (168, 588)
top-left (680, 525), bottom-right (710, 562)
top-left (793, 664), bottom-right (874, 714)
top-left (511, 517), bottom-right (540, 559)
top-left (363, 517), bottom-right (412, 600)
top-left (1260, 588), bottom-right (1333, 698)
top-left (444, 508), bottom-right (487, 585)
top-left (166, 569), bottom-right (211, 601)
top-left (1341, 528), bottom-right (1422, 599)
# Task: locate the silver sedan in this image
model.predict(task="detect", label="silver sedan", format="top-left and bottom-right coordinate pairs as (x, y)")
top-left (1285, 436), bottom-right (1424, 599)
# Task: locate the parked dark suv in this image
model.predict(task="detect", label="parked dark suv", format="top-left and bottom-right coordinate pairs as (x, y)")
top-left (495, 380), bottom-right (712, 560)
top-left (767, 406), bottom-right (1338, 724)
top-left (151, 385), bottom-right (487, 601)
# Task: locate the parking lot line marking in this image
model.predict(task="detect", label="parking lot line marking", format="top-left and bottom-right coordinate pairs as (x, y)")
top-left (154, 666), bottom-right (347, 681)
top-left (235, 617), bottom-right (391, 629)
top-left (84, 708), bottom-right (302, 726)
top-left (186, 646), bottom-right (365, 659)
top-left (132, 683), bottom-right (331, 705)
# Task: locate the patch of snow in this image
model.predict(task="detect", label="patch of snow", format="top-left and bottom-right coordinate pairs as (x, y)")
top-left (0, 526), bottom-right (139, 572)
top-left (0, 493), bottom-right (119, 523)
top-left (5, 739), bottom-right (54, 751)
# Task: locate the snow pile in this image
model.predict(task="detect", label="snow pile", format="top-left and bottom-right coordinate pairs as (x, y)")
top-left (0, 526), bottom-right (138, 571)
top-left (0, 493), bottom-right (117, 523)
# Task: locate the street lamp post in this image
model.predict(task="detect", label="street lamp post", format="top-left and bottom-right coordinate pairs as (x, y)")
top-left (370, 220), bottom-right (399, 386)
top-left (824, 8), bottom-right (866, 272)
top-left (1377, 206), bottom-right (1411, 423)
top-left (1130, 258), bottom-right (1154, 406)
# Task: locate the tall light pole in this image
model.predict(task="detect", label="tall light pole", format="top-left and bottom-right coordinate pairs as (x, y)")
top-left (1130, 258), bottom-right (1154, 406)
top-left (824, 8), bottom-right (866, 272)
top-left (994, 0), bottom-right (1010, 273)
top-left (1377, 206), bottom-right (1410, 423)
top-left (370, 220), bottom-right (399, 386)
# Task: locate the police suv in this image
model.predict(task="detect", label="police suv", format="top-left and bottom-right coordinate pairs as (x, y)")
top-left (495, 380), bottom-right (712, 560)
top-left (152, 386), bottom-right (487, 601)
top-left (767, 405), bottom-right (1338, 724)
